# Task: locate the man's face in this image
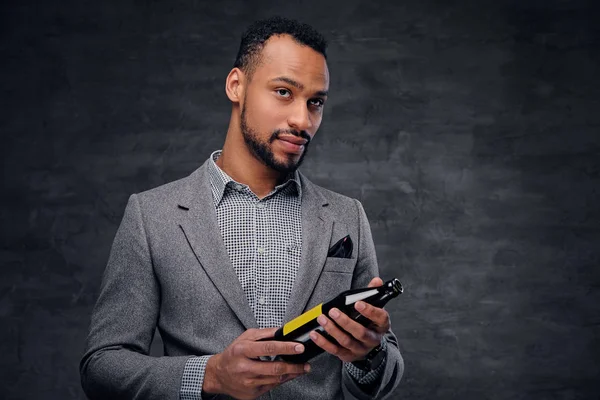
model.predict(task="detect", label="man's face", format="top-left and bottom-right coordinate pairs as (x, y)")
top-left (239, 34), bottom-right (329, 174)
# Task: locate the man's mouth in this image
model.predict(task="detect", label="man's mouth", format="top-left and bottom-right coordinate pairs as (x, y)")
top-left (276, 135), bottom-right (307, 154)
top-left (277, 134), bottom-right (308, 146)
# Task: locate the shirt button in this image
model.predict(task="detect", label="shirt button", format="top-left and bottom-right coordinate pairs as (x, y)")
top-left (256, 202), bottom-right (266, 209)
top-left (235, 183), bottom-right (244, 191)
top-left (257, 247), bottom-right (265, 254)
top-left (258, 296), bottom-right (266, 305)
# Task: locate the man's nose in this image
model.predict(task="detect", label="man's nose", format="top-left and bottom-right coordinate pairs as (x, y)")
top-left (287, 101), bottom-right (313, 132)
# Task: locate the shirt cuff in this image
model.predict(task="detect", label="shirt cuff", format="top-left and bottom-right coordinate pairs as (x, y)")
top-left (180, 355), bottom-right (216, 400)
top-left (344, 339), bottom-right (388, 385)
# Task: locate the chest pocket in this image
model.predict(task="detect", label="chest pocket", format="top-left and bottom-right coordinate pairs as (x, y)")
top-left (322, 257), bottom-right (356, 274)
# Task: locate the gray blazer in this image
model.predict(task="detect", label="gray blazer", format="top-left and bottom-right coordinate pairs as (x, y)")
top-left (80, 159), bottom-right (404, 400)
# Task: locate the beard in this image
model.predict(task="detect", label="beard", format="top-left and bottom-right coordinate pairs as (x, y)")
top-left (240, 105), bottom-right (312, 174)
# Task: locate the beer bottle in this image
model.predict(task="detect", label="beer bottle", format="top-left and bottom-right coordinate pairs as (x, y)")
top-left (260, 278), bottom-right (403, 363)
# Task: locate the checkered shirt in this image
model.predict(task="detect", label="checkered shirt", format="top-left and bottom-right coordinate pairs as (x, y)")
top-left (180, 151), bottom-right (386, 399)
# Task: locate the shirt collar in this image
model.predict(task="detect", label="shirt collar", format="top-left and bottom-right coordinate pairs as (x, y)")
top-left (207, 150), bottom-right (302, 206)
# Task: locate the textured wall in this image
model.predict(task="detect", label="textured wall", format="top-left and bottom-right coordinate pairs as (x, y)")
top-left (1, 0), bottom-right (599, 399)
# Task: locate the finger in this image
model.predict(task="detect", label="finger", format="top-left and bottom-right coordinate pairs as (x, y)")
top-left (248, 371), bottom-right (306, 387)
top-left (316, 314), bottom-right (365, 354)
top-left (245, 340), bottom-right (306, 359)
top-left (325, 309), bottom-right (380, 349)
top-left (309, 329), bottom-right (355, 362)
top-left (253, 360), bottom-right (310, 377)
top-left (253, 374), bottom-right (303, 399)
top-left (274, 372), bottom-right (306, 384)
top-left (279, 372), bottom-right (306, 383)
top-left (244, 327), bottom-right (279, 341)
top-left (354, 302), bottom-right (390, 332)
top-left (368, 277), bottom-right (384, 288)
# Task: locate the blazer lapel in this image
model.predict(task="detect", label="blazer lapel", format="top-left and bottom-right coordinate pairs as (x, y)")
top-left (284, 173), bottom-right (334, 324)
top-left (177, 161), bottom-right (258, 330)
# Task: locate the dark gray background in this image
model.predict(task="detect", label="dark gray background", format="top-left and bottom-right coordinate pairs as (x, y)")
top-left (1, 0), bottom-right (599, 399)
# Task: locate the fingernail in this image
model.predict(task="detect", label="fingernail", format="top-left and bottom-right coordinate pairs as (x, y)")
top-left (304, 364), bottom-right (311, 373)
top-left (317, 315), bottom-right (327, 325)
top-left (356, 301), bottom-right (366, 311)
top-left (330, 309), bottom-right (340, 319)
top-left (295, 344), bottom-right (304, 353)
top-left (309, 331), bottom-right (317, 341)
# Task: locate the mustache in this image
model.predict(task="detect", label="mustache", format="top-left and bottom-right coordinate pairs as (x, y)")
top-left (270, 129), bottom-right (311, 144)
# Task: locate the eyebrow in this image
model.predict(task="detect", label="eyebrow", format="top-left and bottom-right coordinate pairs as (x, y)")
top-left (270, 76), bottom-right (329, 97)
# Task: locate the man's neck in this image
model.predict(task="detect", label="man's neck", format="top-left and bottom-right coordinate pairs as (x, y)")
top-left (215, 144), bottom-right (287, 199)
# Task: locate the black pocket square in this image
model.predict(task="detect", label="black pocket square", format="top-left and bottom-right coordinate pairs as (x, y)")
top-left (327, 235), bottom-right (353, 258)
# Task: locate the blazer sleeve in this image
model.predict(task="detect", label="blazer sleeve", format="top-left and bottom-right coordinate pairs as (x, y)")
top-left (80, 194), bottom-right (192, 400)
top-left (341, 199), bottom-right (405, 400)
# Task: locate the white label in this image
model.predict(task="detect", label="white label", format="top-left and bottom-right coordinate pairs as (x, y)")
top-left (345, 289), bottom-right (378, 305)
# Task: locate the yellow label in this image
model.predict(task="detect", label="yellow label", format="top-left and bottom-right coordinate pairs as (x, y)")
top-left (283, 303), bottom-right (323, 335)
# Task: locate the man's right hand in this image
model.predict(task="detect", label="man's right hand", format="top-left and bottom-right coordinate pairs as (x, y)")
top-left (202, 327), bottom-right (311, 400)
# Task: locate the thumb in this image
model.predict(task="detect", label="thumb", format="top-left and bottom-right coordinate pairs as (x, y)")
top-left (368, 277), bottom-right (384, 288)
top-left (246, 327), bottom-right (279, 341)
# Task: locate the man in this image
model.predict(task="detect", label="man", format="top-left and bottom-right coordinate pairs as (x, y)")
top-left (80, 16), bottom-right (404, 400)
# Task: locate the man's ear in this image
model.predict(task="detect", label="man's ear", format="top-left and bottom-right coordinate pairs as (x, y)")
top-left (225, 68), bottom-right (245, 104)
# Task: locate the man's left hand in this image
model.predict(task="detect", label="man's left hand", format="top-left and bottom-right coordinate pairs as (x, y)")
top-left (309, 277), bottom-right (390, 363)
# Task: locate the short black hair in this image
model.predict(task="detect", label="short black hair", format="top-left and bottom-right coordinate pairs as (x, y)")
top-left (233, 16), bottom-right (328, 80)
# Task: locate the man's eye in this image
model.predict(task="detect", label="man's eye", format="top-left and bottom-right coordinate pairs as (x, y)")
top-left (277, 89), bottom-right (291, 98)
top-left (309, 98), bottom-right (324, 107)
